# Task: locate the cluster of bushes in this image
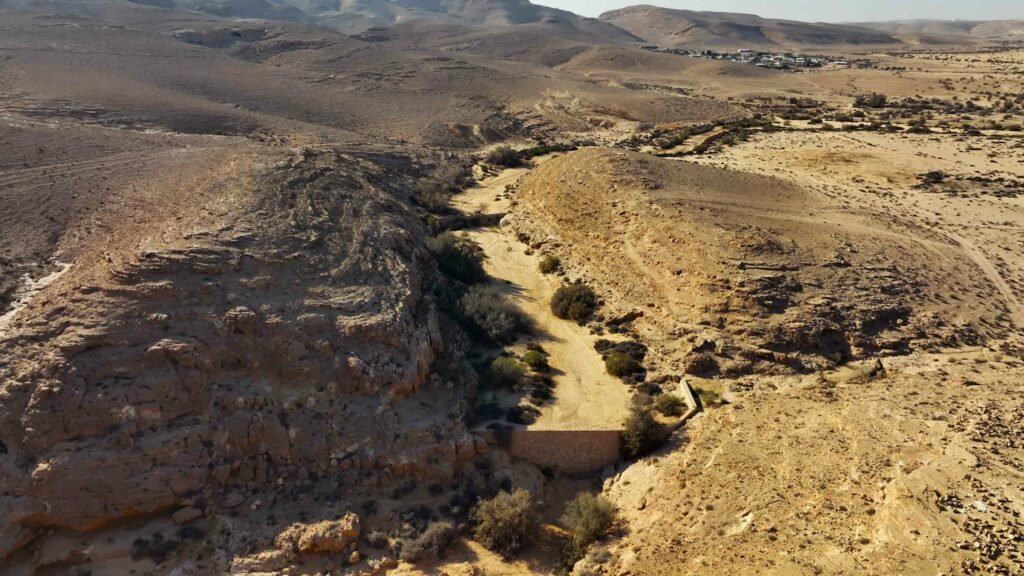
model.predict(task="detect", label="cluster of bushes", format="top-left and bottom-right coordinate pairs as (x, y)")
top-left (427, 232), bottom-right (486, 284)
top-left (484, 143), bottom-right (578, 168)
top-left (468, 488), bottom-right (619, 567)
top-left (471, 489), bottom-right (539, 558)
top-left (484, 145), bottom-right (522, 167)
top-left (656, 123), bottom-right (713, 150)
top-left (854, 93), bottom-right (888, 108)
top-left (559, 493), bottom-right (617, 570)
top-left (551, 283), bottom-right (597, 323)
top-left (518, 142), bottom-right (577, 160)
top-left (621, 405), bottom-right (669, 459)
top-left (683, 116), bottom-right (779, 156)
top-left (413, 165), bottom-right (473, 214)
top-left (461, 285), bottom-right (525, 342)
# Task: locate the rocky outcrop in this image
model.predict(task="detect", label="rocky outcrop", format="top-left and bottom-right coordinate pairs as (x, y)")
top-left (275, 513), bottom-right (361, 554)
top-left (0, 149), bottom-right (477, 558)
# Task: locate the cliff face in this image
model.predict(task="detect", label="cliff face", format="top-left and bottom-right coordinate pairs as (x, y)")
top-left (0, 148), bottom-right (479, 557)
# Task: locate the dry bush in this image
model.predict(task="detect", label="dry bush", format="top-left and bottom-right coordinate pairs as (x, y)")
top-left (471, 489), bottom-right (539, 558)
top-left (621, 405), bottom-right (669, 459)
top-left (460, 285), bottom-right (524, 342)
top-left (559, 493), bottom-right (617, 570)
top-left (562, 493), bottom-right (616, 545)
top-left (400, 522), bottom-right (457, 563)
top-left (654, 393), bottom-right (686, 416)
top-left (538, 254), bottom-right (561, 274)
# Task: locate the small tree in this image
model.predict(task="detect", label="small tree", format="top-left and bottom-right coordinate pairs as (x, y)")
top-left (471, 489), bottom-right (539, 558)
top-left (621, 405), bottom-right (668, 459)
top-left (551, 284), bottom-right (597, 323)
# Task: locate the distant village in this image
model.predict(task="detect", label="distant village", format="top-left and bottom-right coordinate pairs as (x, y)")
top-left (637, 45), bottom-right (872, 71)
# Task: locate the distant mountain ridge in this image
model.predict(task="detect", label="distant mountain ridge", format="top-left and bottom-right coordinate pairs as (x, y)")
top-left (599, 5), bottom-right (904, 49)
top-left (5, 0), bottom-right (1019, 49)
top-left (852, 19), bottom-right (1024, 42)
top-left (116, 0), bottom-right (640, 41)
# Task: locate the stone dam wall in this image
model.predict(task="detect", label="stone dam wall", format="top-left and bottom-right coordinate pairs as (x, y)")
top-left (478, 429), bottom-right (622, 475)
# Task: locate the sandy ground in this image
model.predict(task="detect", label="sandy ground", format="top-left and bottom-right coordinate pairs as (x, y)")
top-left (454, 161), bottom-right (632, 431)
top-left (600, 349), bottom-right (1024, 576)
top-left (688, 130), bottom-right (1024, 330)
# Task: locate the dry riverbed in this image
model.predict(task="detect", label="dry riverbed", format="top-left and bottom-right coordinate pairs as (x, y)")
top-left (453, 161), bottom-right (631, 432)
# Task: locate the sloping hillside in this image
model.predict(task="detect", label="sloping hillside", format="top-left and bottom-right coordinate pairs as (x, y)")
top-left (854, 19), bottom-right (1024, 43)
top-left (600, 5), bottom-right (901, 49)
top-left (21, 0), bottom-right (639, 41)
top-left (324, 0), bottom-right (639, 41)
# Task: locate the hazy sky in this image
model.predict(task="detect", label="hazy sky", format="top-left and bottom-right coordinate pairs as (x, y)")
top-left (533, 0), bottom-right (1024, 22)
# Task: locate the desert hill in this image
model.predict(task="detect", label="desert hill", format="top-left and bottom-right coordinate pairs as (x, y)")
top-left (47, 0), bottom-right (640, 41)
top-left (1, 0), bottom-right (1023, 574)
top-left (854, 19), bottom-right (1024, 43)
top-left (600, 5), bottom-right (903, 49)
top-left (0, 3), bottom-right (737, 570)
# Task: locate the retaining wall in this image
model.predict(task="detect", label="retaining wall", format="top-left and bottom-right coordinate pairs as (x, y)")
top-left (479, 429), bottom-right (622, 475)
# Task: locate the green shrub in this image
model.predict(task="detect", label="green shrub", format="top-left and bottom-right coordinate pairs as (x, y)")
top-left (654, 393), bottom-right (685, 417)
top-left (427, 233), bottom-right (485, 284)
top-left (621, 405), bottom-right (668, 459)
top-left (559, 538), bottom-right (587, 572)
top-left (518, 142), bottom-right (577, 159)
top-left (551, 284), bottom-right (597, 323)
top-left (558, 493), bottom-right (617, 570)
top-left (471, 488), bottom-right (539, 558)
top-left (561, 493), bottom-right (616, 546)
top-left (400, 522), bottom-right (457, 563)
top-left (604, 351), bottom-right (641, 379)
top-left (538, 254), bottom-right (561, 274)
top-left (484, 145), bottom-right (521, 167)
top-left (522, 350), bottom-right (549, 372)
top-left (489, 357), bottom-right (526, 388)
top-left (460, 285), bottom-right (523, 342)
